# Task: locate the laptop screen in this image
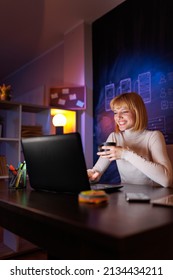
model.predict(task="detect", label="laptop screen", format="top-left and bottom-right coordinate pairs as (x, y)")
top-left (21, 132), bottom-right (90, 193)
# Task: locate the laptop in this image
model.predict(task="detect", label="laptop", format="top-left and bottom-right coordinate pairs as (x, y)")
top-left (21, 132), bottom-right (123, 193)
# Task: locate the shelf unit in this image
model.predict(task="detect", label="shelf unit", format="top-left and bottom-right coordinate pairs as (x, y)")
top-left (0, 101), bottom-right (52, 256)
top-left (0, 101), bottom-right (51, 179)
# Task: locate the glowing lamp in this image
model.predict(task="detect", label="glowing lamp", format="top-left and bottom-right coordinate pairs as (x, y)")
top-left (52, 113), bottom-right (67, 134)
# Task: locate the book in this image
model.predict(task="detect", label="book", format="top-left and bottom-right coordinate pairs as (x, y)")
top-left (0, 155), bottom-right (8, 176)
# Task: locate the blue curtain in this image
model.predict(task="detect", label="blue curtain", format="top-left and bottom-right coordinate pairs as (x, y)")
top-left (92, 0), bottom-right (173, 183)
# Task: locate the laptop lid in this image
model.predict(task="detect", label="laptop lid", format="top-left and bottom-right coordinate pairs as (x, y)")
top-left (21, 132), bottom-right (90, 193)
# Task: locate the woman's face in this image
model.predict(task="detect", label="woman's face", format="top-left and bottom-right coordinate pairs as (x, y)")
top-left (113, 105), bottom-right (136, 131)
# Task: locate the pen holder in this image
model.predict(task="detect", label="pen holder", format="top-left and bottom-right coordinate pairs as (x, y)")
top-left (8, 162), bottom-right (27, 189)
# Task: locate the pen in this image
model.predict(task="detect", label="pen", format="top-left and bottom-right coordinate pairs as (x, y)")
top-left (6, 164), bottom-right (17, 175)
top-left (15, 161), bottom-right (26, 188)
top-left (9, 172), bottom-right (18, 188)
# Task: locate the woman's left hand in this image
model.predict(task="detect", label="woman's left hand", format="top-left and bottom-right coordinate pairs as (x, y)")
top-left (97, 145), bottom-right (124, 161)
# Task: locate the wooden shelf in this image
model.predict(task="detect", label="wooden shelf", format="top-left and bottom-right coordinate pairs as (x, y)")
top-left (0, 137), bottom-right (19, 142)
top-left (0, 100), bottom-right (50, 112)
top-left (22, 103), bottom-right (50, 113)
top-left (0, 100), bottom-right (19, 110)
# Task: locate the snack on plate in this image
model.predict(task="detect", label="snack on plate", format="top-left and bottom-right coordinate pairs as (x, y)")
top-left (78, 190), bottom-right (108, 204)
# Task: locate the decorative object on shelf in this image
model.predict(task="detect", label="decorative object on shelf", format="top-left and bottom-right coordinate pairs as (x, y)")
top-left (52, 113), bottom-right (67, 134)
top-left (0, 84), bottom-right (12, 101)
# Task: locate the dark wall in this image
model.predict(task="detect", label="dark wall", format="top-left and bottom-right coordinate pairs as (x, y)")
top-left (92, 0), bottom-right (173, 183)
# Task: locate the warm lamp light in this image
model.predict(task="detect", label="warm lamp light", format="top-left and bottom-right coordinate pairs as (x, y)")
top-left (52, 113), bottom-right (67, 127)
top-left (50, 108), bottom-right (76, 134)
top-left (52, 113), bottom-right (67, 134)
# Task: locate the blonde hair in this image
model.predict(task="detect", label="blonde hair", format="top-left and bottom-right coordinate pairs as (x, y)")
top-left (110, 92), bottom-right (148, 133)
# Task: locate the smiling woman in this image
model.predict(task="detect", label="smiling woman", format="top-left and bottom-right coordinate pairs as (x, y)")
top-left (110, 92), bottom-right (148, 133)
top-left (113, 107), bottom-right (135, 132)
top-left (87, 92), bottom-right (173, 188)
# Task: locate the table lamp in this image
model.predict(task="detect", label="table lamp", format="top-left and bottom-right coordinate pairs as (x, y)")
top-left (52, 113), bottom-right (67, 134)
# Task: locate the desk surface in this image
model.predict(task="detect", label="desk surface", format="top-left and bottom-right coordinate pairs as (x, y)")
top-left (0, 180), bottom-right (173, 259)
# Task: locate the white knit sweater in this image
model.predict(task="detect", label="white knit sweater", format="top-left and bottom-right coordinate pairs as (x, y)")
top-left (93, 129), bottom-right (173, 187)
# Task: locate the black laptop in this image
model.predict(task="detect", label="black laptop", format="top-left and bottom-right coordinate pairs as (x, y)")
top-left (21, 132), bottom-right (123, 193)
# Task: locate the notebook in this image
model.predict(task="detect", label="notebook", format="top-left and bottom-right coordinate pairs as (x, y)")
top-left (21, 132), bottom-right (123, 193)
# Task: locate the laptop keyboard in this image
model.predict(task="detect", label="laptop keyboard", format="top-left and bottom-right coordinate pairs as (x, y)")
top-left (91, 184), bottom-right (123, 191)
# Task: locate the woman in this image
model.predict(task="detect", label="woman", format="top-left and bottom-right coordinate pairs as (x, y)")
top-left (88, 92), bottom-right (173, 187)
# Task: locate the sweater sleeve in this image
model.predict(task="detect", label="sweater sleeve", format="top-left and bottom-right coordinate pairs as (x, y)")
top-left (92, 132), bottom-right (116, 174)
top-left (121, 131), bottom-right (173, 187)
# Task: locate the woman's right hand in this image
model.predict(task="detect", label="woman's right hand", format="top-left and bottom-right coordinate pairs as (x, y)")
top-left (87, 169), bottom-right (101, 182)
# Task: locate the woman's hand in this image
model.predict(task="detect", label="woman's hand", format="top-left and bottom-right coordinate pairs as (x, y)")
top-left (97, 145), bottom-right (125, 161)
top-left (87, 169), bottom-right (101, 182)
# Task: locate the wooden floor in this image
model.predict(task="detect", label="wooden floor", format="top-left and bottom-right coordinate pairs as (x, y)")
top-left (0, 227), bottom-right (47, 260)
